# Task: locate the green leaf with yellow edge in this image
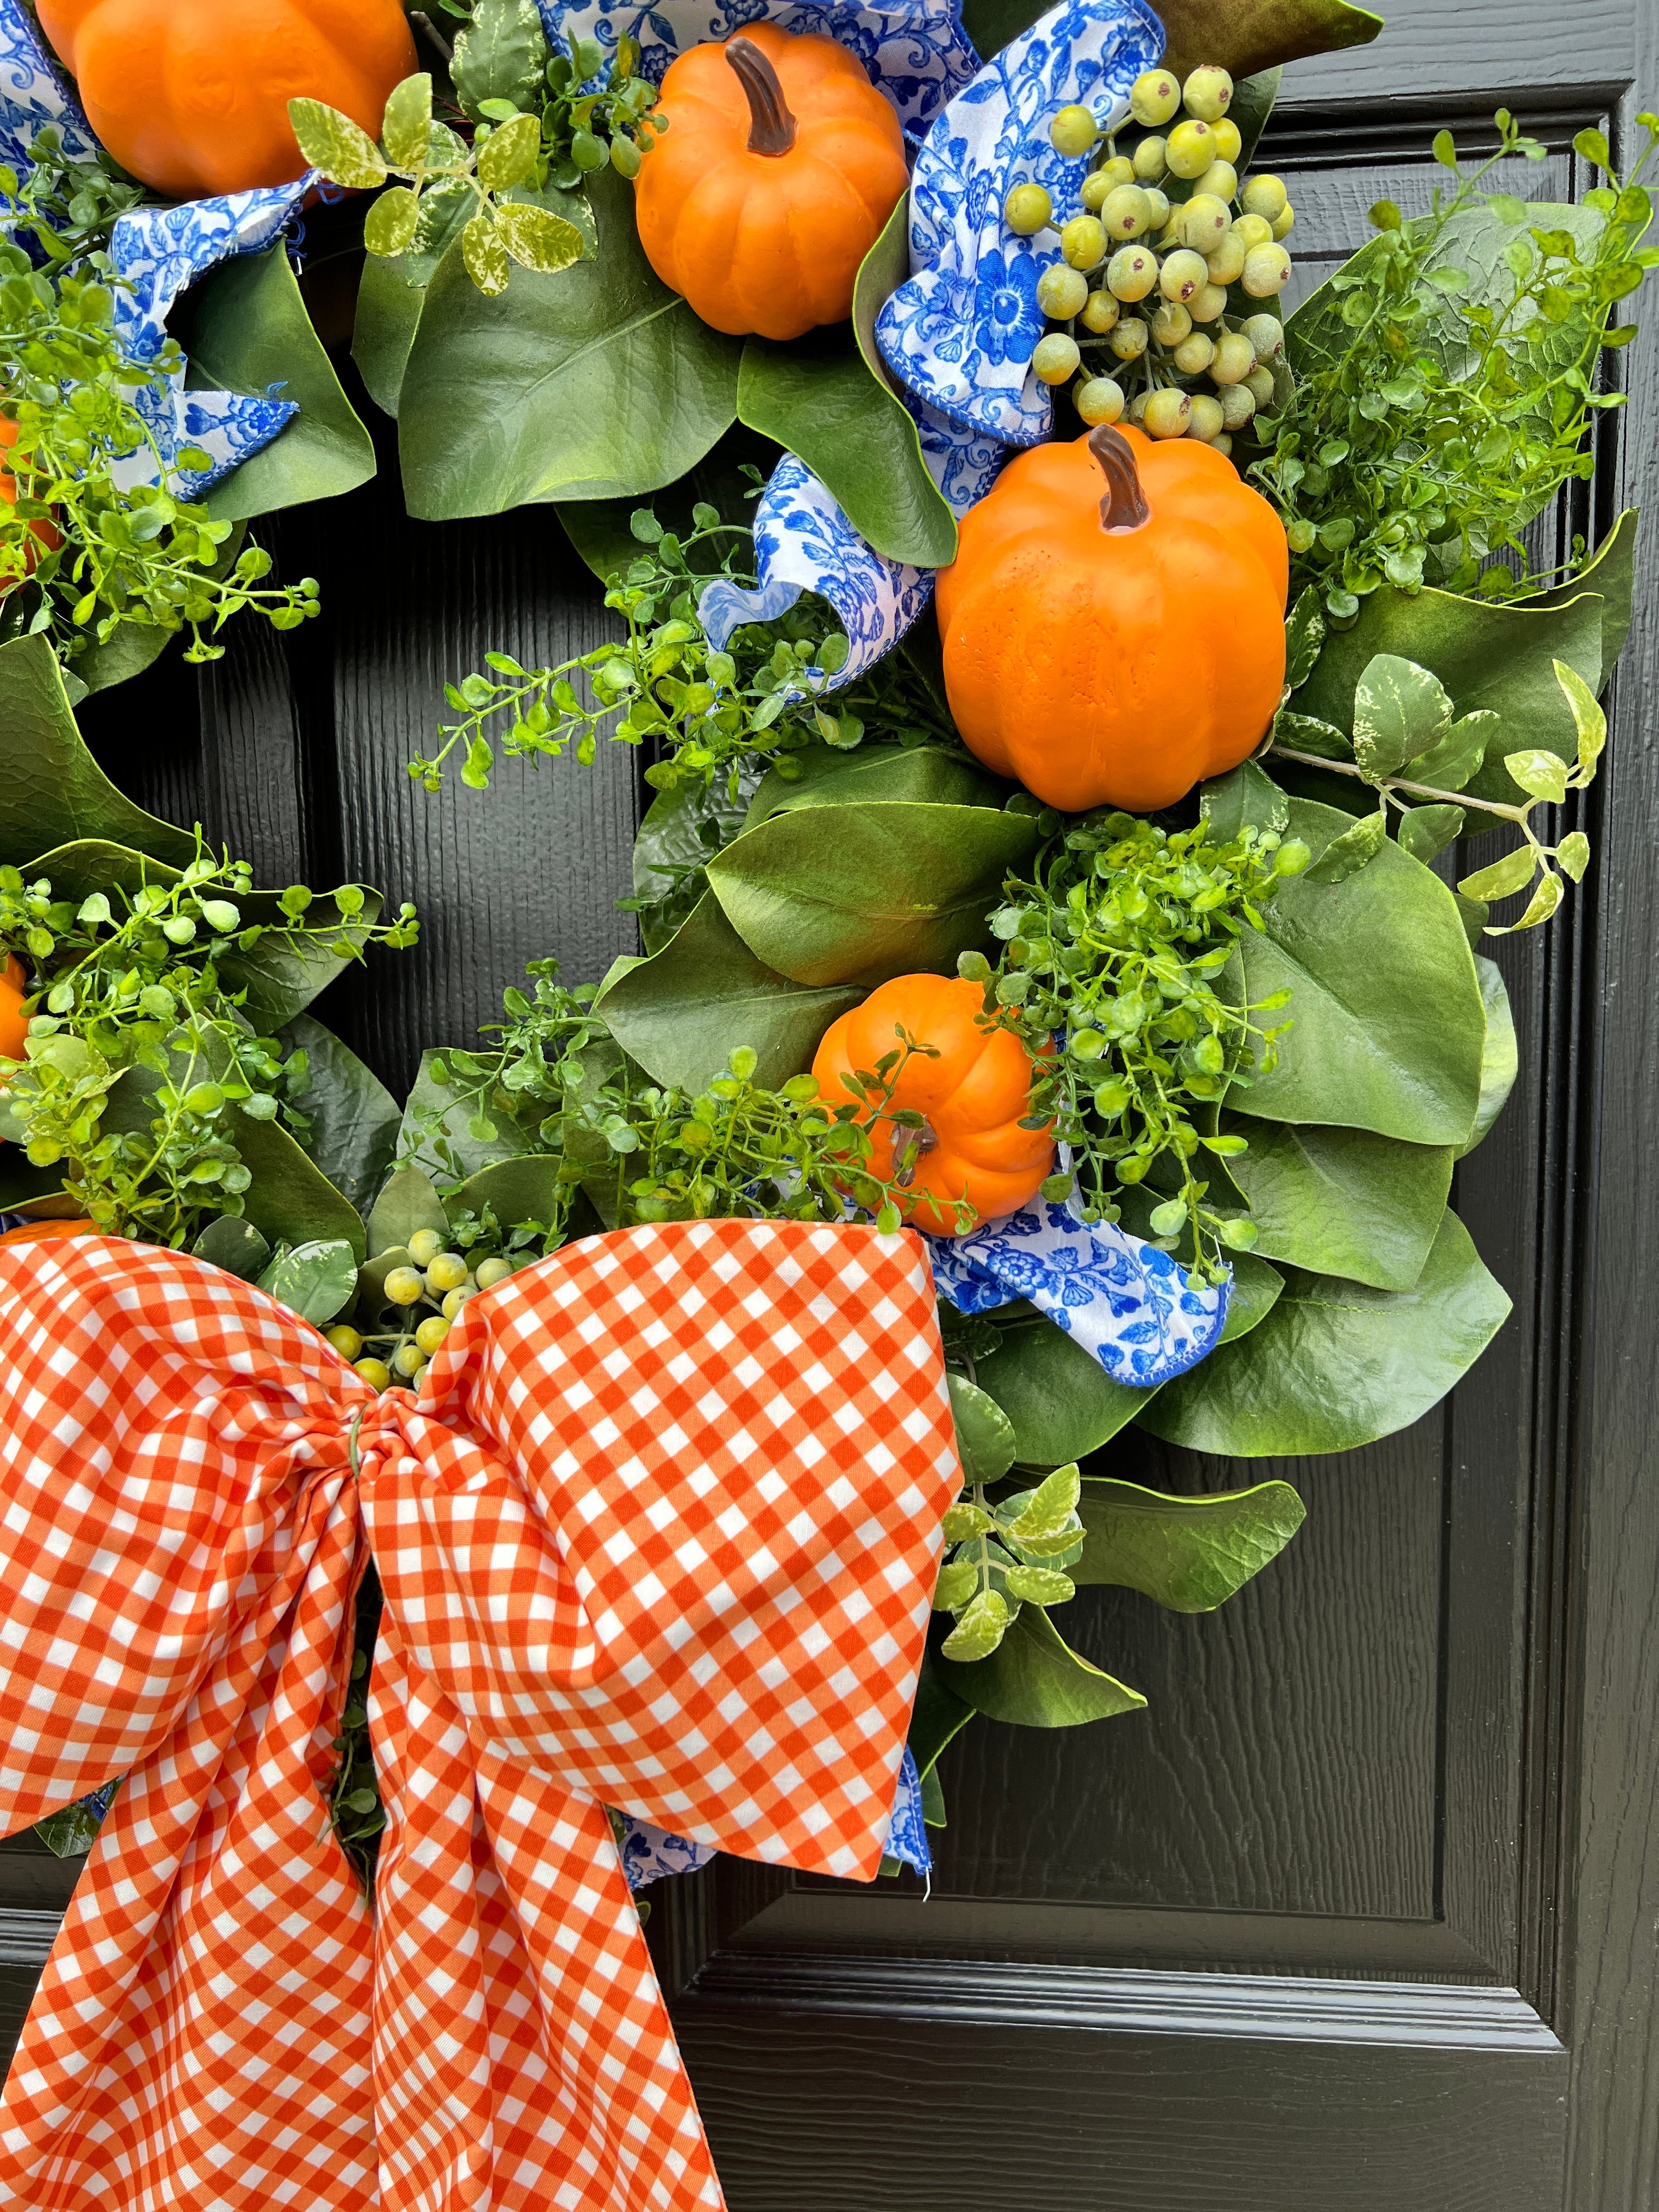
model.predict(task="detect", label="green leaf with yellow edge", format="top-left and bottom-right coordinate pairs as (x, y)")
top-left (1458, 843), bottom-right (1537, 902)
top-left (1553, 657), bottom-right (1607, 781)
top-left (1487, 868), bottom-right (1562, 936)
top-left (935, 1601), bottom-right (1146, 1728)
top-left (1138, 1210), bottom-right (1510, 1457)
top-left (1073, 1477), bottom-right (1306, 1611)
top-left (288, 99), bottom-right (387, 189)
top-left (493, 201), bottom-right (584, 274)
top-left (381, 74), bottom-right (434, 167)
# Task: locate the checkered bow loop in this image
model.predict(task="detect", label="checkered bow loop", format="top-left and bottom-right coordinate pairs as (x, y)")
top-left (0, 1220), bottom-right (960, 2210)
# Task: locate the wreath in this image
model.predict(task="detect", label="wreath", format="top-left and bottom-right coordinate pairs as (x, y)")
top-left (0, 0), bottom-right (1652, 2194)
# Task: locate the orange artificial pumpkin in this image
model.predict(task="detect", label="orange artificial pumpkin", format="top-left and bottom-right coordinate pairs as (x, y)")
top-left (811, 974), bottom-right (1054, 1236)
top-left (936, 425), bottom-right (1290, 814)
top-left (0, 1217), bottom-right (98, 1246)
top-left (0, 417), bottom-right (61, 591)
top-left (0, 953), bottom-right (29, 1064)
top-left (35, 0), bottom-right (417, 202)
top-left (633, 24), bottom-right (909, 341)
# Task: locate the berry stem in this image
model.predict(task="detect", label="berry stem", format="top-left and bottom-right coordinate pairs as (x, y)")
top-left (1089, 425), bottom-right (1152, 532)
top-left (725, 38), bottom-right (798, 156)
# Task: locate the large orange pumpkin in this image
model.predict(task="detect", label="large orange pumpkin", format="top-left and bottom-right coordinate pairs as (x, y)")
top-left (633, 24), bottom-right (909, 341)
top-left (0, 1217), bottom-right (98, 1245)
top-left (0, 953), bottom-right (29, 1063)
top-left (811, 974), bottom-right (1053, 1236)
top-left (936, 425), bottom-right (1289, 814)
top-left (35, 0), bottom-right (416, 201)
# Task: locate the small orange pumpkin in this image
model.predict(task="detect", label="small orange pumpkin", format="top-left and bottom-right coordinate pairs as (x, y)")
top-left (633, 24), bottom-right (909, 341)
top-left (936, 425), bottom-right (1289, 814)
top-left (811, 974), bottom-right (1053, 1236)
top-left (0, 418), bottom-right (61, 593)
top-left (35, 0), bottom-right (417, 201)
top-left (0, 1217), bottom-right (99, 1246)
top-left (0, 953), bottom-right (29, 1064)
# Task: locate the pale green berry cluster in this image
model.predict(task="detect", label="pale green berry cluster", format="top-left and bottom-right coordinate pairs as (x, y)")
top-left (331, 1226), bottom-right (517, 1393)
top-left (1005, 64), bottom-right (1297, 453)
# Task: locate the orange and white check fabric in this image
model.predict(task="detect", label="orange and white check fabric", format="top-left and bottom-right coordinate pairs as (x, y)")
top-left (0, 1217), bottom-right (961, 2210)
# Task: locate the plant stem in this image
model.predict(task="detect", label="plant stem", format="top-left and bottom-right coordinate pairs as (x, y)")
top-left (1266, 743), bottom-right (1531, 822)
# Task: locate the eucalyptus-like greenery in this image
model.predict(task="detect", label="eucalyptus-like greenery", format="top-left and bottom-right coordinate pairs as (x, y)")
top-left (0, 137), bottom-right (320, 665)
top-left (1255, 109), bottom-right (1659, 614)
top-left (967, 811), bottom-right (1311, 1282)
top-left (0, 842), bottom-right (417, 1246)
top-left (413, 507), bottom-right (914, 795)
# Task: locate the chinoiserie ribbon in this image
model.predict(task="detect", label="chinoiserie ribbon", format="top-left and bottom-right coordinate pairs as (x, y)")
top-left (0, 1219), bottom-right (962, 2211)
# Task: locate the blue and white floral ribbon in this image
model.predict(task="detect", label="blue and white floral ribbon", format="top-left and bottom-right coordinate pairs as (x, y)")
top-left (615, 1743), bottom-right (932, 1891)
top-left (928, 1199), bottom-right (1230, 1388)
top-left (697, 0), bottom-right (1164, 685)
top-left (0, 0), bottom-right (306, 496)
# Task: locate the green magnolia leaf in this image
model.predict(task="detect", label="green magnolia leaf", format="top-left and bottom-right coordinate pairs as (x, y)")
top-left (1302, 803), bottom-right (1385, 884)
top-left (177, 244), bottom-right (376, 522)
top-left (451, 0), bottom-right (550, 117)
top-left (1228, 798), bottom-right (1486, 1146)
top-left (1398, 710), bottom-right (1496, 793)
top-left (216, 888), bottom-right (390, 1034)
top-left (231, 1104), bottom-right (368, 1261)
top-left (1074, 1477), bottom-right (1306, 1611)
top-left (733, 207), bottom-right (955, 570)
top-left (492, 200), bottom-right (585, 274)
top-left (288, 100), bottom-right (387, 190)
top-left (1552, 658), bottom-right (1607, 781)
top-left (366, 1161), bottom-right (450, 1256)
top-left (936, 1601), bottom-right (1146, 1728)
top-left (381, 73), bottom-right (435, 167)
top-left (256, 1237), bottom-right (359, 1326)
top-left (1352, 654), bottom-right (1452, 779)
top-left (364, 185), bottom-right (423, 257)
top-left (1219, 1113), bottom-right (1453, 1290)
top-left (706, 800), bottom-right (1040, 988)
top-left (1454, 956), bottom-right (1519, 1160)
top-left (1532, 510), bottom-right (1638, 678)
top-left (1458, 843), bottom-right (1537, 902)
top-left (1504, 748), bottom-right (1568, 805)
top-left (191, 1215), bottom-right (273, 1283)
top-left (278, 1015), bottom-right (402, 1213)
top-left (352, 175), bottom-right (474, 417)
top-left (1395, 804), bottom-right (1464, 865)
top-left (1138, 1209), bottom-right (1510, 1457)
top-left (908, 1645), bottom-right (974, 1781)
top-left (397, 1046), bottom-right (541, 1184)
top-left (399, 168), bottom-right (741, 516)
top-left (478, 111), bottom-right (543, 191)
top-left (0, 636), bottom-right (196, 868)
top-left (443, 1152), bottom-right (566, 1233)
top-left (744, 743), bottom-right (1006, 831)
top-left (1198, 758), bottom-right (1289, 840)
top-left (630, 777), bottom-right (751, 951)
top-left (596, 891), bottom-right (860, 1092)
top-left (947, 1372), bottom-right (1018, 1486)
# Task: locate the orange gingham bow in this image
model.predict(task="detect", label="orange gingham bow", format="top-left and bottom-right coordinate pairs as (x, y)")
top-left (0, 1218), bottom-right (961, 2210)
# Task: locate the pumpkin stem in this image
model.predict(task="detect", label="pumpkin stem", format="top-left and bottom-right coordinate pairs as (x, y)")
top-left (1088, 425), bottom-right (1152, 534)
top-left (725, 37), bottom-right (798, 156)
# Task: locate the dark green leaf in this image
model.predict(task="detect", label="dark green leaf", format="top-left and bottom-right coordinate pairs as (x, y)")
top-left (399, 168), bottom-right (741, 516)
top-left (450, 0), bottom-right (549, 116)
top-left (908, 1644), bottom-right (974, 1780)
top-left (1399, 712), bottom-right (1495, 793)
top-left (743, 743), bottom-right (1008, 831)
top-left (962, 0), bottom-right (1379, 76)
top-left (706, 801), bottom-right (1040, 988)
top-left (1198, 758), bottom-right (1289, 841)
top-left (1138, 1210), bottom-right (1510, 1456)
top-left (278, 1015), bottom-right (402, 1213)
top-left (1228, 798), bottom-right (1486, 1146)
top-left (191, 1215), bottom-right (273, 1283)
top-left (935, 1601), bottom-right (1146, 1728)
top-left (1395, 804), bottom-right (1464, 865)
top-left (1454, 955), bottom-right (1519, 1160)
top-left (596, 891), bottom-right (860, 1091)
top-left (232, 1104), bottom-right (368, 1261)
top-left (1219, 1112), bottom-right (1452, 1290)
top-left (443, 1153), bottom-right (566, 1234)
top-left (352, 178), bottom-right (473, 417)
top-left (33, 1799), bottom-right (109, 1858)
top-left (1301, 803), bottom-right (1386, 884)
top-left (1073, 1477), bottom-right (1306, 1610)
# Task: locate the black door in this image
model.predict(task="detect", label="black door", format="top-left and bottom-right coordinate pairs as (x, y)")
top-left (4, 1), bottom-right (1658, 2205)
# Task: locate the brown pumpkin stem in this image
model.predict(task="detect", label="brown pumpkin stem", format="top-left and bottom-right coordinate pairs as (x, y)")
top-left (1088, 425), bottom-right (1152, 534)
top-left (725, 37), bottom-right (798, 156)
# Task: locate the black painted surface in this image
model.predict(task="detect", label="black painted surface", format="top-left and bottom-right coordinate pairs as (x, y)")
top-left (5, 4), bottom-right (1658, 2205)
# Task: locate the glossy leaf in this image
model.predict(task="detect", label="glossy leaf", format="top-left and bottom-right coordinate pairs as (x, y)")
top-left (1302, 803), bottom-right (1385, 884)
top-left (1198, 758), bottom-right (1289, 840)
top-left (744, 743), bottom-right (1007, 831)
top-left (631, 777), bottom-right (752, 952)
top-left (706, 801), bottom-right (1040, 988)
top-left (380, 73), bottom-right (434, 167)
top-left (256, 1237), bottom-right (359, 1325)
top-left (1399, 710), bottom-right (1496, 793)
top-left (231, 1103), bottom-right (368, 1261)
top-left (1073, 1477), bottom-right (1306, 1611)
top-left (443, 1153), bottom-right (567, 1232)
top-left (451, 0), bottom-right (549, 116)
top-left (352, 177), bottom-right (473, 417)
top-left (936, 1601), bottom-right (1146, 1728)
top-left (1351, 654), bottom-right (1452, 778)
top-left (1458, 844), bottom-right (1537, 902)
top-left (191, 1215), bottom-right (273, 1283)
top-left (948, 1372), bottom-right (1018, 1486)
top-left (1553, 657), bottom-right (1607, 780)
top-left (278, 1015), bottom-right (403, 1214)
top-left (1229, 798), bottom-right (1486, 1146)
top-left (1219, 1113), bottom-right (1453, 1290)
top-left (399, 168), bottom-right (741, 517)
top-left (366, 1161), bottom-right (450, 1256)
top-left (1395, 804), bottom-right (1465, 866)
top-left (909, 1645), bottom-right (974, 1781)
top-left (1454, 956), bottom-right (1519, 1160)
top-left (1504, 748), bottom-right (1568, 805)
top-left (596, 891), bottom-right (860, 1091)
top-left (1138, 1210), bottom-right (1510, 1457)
top-left (1488, 868), bottom-right (1562, 936)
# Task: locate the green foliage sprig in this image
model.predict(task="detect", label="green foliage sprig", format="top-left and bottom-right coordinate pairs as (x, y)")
top-left (413, 508), bottom-right (888, 796)
top-left (966, 812), bottom-right (1310, 1283)
top-left (0, 843), bottom-right (417, 1245)
top-left (327, 1638), bottom-right (384, 1899)
top-left (0, 137), bottom-right (321, 665)
top-left (1255, 109), bottom-right (1659, 615)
